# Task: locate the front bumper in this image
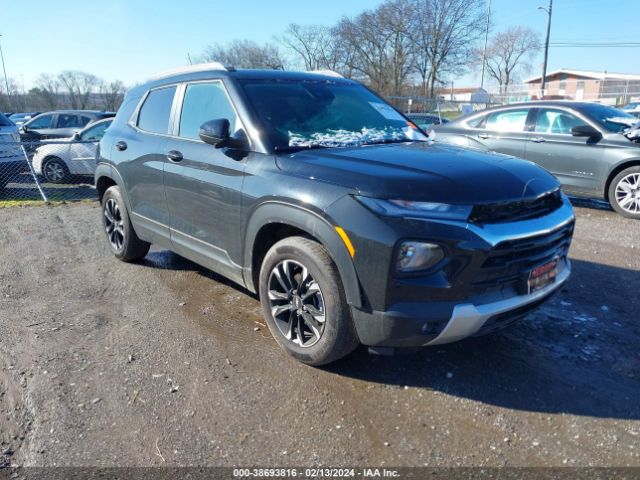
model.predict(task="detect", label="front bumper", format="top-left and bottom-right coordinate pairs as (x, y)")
top-left (352, 258), bottom-right (570, 347)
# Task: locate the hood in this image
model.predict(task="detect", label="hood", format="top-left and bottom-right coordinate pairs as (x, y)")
top-left (276, 142), bottom-right (560, 204)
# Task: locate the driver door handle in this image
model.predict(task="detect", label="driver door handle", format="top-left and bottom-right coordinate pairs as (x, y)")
top-left (477, 133), bottom-right (490, 140)
top-left (531, 137), bottom-right (546, 143)
top-left (167, 150), bottom-right (183, 162)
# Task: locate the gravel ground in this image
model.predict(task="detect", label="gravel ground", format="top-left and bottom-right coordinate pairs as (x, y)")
top-left (0, 201), bottom-right (638, 468)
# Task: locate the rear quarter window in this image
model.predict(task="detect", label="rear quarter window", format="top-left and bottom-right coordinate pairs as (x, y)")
top-left (137, 86), bottom-right (177, 134)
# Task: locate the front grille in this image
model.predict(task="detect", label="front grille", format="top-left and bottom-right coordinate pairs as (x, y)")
top-left (469, 190), bottom-right (563, 224)
top-left (471, 221), bottom-right (574, 294)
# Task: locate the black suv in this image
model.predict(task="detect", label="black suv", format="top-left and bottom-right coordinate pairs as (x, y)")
top-left (96, 64), bottom-right (575, 365)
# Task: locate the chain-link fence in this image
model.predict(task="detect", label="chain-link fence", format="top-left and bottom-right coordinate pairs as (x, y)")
top-left (0, 139), bottom-right (99, 205)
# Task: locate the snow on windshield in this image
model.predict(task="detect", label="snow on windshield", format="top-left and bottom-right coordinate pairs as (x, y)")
top-left (605, 117), bottom-right (638, 127)
top-left (289, 127), bottom-right (417, 148)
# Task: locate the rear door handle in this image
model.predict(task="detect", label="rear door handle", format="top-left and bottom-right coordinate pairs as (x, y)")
top-left (477, 133), bottom-right (490, 140)
top-left (167, 150), bottom-right (183, 162)
top-left (531, 137), bottom-right (546, 143)
top-left (115, 141), bottom-right (127, 151)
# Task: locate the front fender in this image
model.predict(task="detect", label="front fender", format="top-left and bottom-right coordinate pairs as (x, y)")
top-left (243, 201), bottom-right (362, 308)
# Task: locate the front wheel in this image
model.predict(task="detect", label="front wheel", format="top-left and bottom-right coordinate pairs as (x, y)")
top-left (609, 167), bottom-right (640, 219)
top-left (258, 236), bottom-right (359, 366)
top-left (101, 186), bottom-right (150, 261)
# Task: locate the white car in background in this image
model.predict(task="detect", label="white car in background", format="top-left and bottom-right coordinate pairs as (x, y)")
top-left (32, 118), bottom-right (113, 183)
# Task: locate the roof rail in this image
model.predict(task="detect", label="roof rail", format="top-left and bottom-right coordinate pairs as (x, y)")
top-left (307, 70), bottom-right (344, 78)
top-left (147, 62), bottom-right (235, 81)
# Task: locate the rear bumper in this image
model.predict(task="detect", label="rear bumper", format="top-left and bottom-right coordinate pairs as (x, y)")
top-left (352, 258), bottom-right (570, 347)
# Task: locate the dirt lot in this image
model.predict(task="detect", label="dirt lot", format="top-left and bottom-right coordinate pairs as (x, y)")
top-left (0, 201), bottom-right (639, 468)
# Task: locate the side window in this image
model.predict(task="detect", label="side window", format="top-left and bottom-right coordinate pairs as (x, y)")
top-left (79, 116), bottom-right (92, 127)
top-left (466, 114), bottom-right (486, 128)
top-left (179, 82), bottom-right (239, 140)
top-left (534, 109), bottom-right (583, 135)
top-left (28, 114), bottom-right (54, 129)
top-left (137, 86), bottom-right (177, 134)
top-left (80, 121), bottom-right (111, 141)
top-left (484, 109), bottom-right (529, 132)
top-left (57, 114), bottom-right (82, 128)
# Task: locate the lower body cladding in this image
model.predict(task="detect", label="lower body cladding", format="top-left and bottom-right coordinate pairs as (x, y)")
top-left (351, 258), bottom-right (570, 348)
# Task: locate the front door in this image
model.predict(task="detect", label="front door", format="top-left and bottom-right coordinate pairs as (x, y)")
top-left (163, 80), bottom-right (247, 282)
top-left (525, 108), bottom-right (606, 195)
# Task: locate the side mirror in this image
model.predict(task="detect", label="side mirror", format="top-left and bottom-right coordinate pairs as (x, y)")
top-left (21, 125), bottom-right (28, 132)
top-left (571, 125), bottom-right (601, 138)
top-left (199, 119), bottom-right (230, 146)
top-left (73, 132), bottom-right (81, 141)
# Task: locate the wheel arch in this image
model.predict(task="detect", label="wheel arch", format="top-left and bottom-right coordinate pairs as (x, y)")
top-left (94, 163), bottom-right (132, 211)
top-left (604, 159), bottom-right (640, 201)
top-left (243, 202), bottom-right (362, 308)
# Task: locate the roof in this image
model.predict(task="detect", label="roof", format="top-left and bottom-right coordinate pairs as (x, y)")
top-left (133, 64), bottom-right (354, 96)
top-left (524, 68), bottom-right (640, 83)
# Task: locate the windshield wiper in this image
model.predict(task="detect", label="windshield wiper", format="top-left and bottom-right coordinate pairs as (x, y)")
top-left (274, 144), bottom-right (330, 153)
top-left (362, 139), bottom-right (417, 146)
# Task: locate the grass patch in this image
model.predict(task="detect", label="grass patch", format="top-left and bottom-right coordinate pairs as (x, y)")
top-left (0, 198), bottom-right (96, 209)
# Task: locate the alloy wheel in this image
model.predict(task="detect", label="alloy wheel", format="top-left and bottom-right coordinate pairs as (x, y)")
top-left (267, 260), bottom-right (326, 348)
top-left (615, 173), bottom-right (640, 214)
top-left (104, 198), bottom-right (125, 250)
top-left (44, 160), bottom-right (65, 183)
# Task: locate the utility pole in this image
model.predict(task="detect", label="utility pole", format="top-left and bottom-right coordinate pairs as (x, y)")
top-left (480, 0), bottom-right (492, 90)
top-left (538, 0), bottom-right (553, 98)
top-left (0, 34), bottom-right (11, 108)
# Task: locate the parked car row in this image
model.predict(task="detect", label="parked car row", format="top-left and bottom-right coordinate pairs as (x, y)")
top-left (434, 101), bottom-right (640, 219)
top-left (0, 110), bottom-right (115, 189)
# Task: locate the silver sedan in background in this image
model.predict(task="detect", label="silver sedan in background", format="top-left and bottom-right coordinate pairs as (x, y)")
top-left (434, 101), bottom-right (640, 218)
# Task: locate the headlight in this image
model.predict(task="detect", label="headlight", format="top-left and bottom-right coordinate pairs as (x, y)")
top-left (396, 241), bottom-right (444, 273)
top-left (355, 196), bottom-right (472, 221)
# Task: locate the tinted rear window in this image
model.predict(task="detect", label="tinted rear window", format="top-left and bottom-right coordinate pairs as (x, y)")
top-left (137, 86), bottom-right (176, 134)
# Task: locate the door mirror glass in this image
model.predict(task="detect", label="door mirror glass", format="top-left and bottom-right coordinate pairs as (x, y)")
top-left (199, 119), bottom-right (230, 146)
top-left (571, 124), bottom-right (601, 138)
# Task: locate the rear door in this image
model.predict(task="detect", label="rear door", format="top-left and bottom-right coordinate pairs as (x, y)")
top-left (524, 107), bottom-right (606, 195)
top-left (111, 85), bottom-right (178, 241)
top-left (163, 80), bottom-right (247, 281)
top-left (469, 107), bottom-right (533, 158)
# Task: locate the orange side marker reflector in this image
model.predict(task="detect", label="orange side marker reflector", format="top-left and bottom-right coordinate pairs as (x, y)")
top-left (335, 226), bottom-right (355, 258)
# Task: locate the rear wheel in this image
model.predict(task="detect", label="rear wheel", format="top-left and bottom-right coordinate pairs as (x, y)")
top-left (42, 157), bottom-right (69, 183)
top-left (258, 236), bottom-right (359, 366)
top-left (101, 185), bottom-right (150, 261)
top-left (608, 167), bottom-right (640, 219)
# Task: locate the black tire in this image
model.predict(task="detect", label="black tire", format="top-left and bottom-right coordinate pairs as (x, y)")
top-left (42, 156), bottom-right (69, 184)
top-left (101, 185), bottom-right (150, 262)
top-left (258, 236), bottom-right (359, 366)
top-left (608, 166), bottom-right (640, 219)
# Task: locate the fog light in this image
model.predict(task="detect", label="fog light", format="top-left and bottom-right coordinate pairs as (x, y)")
top-left (396, 241), bottom-right (444, 273)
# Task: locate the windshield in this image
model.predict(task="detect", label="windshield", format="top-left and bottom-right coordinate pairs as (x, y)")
top-left (239, 79), bottom-right (427, 151)
top-left (580, 104), bottom-right (639, 133)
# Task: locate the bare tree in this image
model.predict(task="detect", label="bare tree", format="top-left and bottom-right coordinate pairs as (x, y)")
top-left (99, 80), bottom-right (126, 111)
top-left (57, 70), bottom-right (100, 109)
top-left (201, 40), bottom-right (286, 70)
top-left (412, 0), bottom-right (486, 97)
top-left (32, 74), bottom-right (62, 110)
top-left (482, 26), bottom-right (540, 95)
top-left (282, 24), bottom-right (344, 71)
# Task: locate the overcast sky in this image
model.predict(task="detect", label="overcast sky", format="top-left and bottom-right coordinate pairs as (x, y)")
top-left (1, 0), bottom-right (638, 90)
